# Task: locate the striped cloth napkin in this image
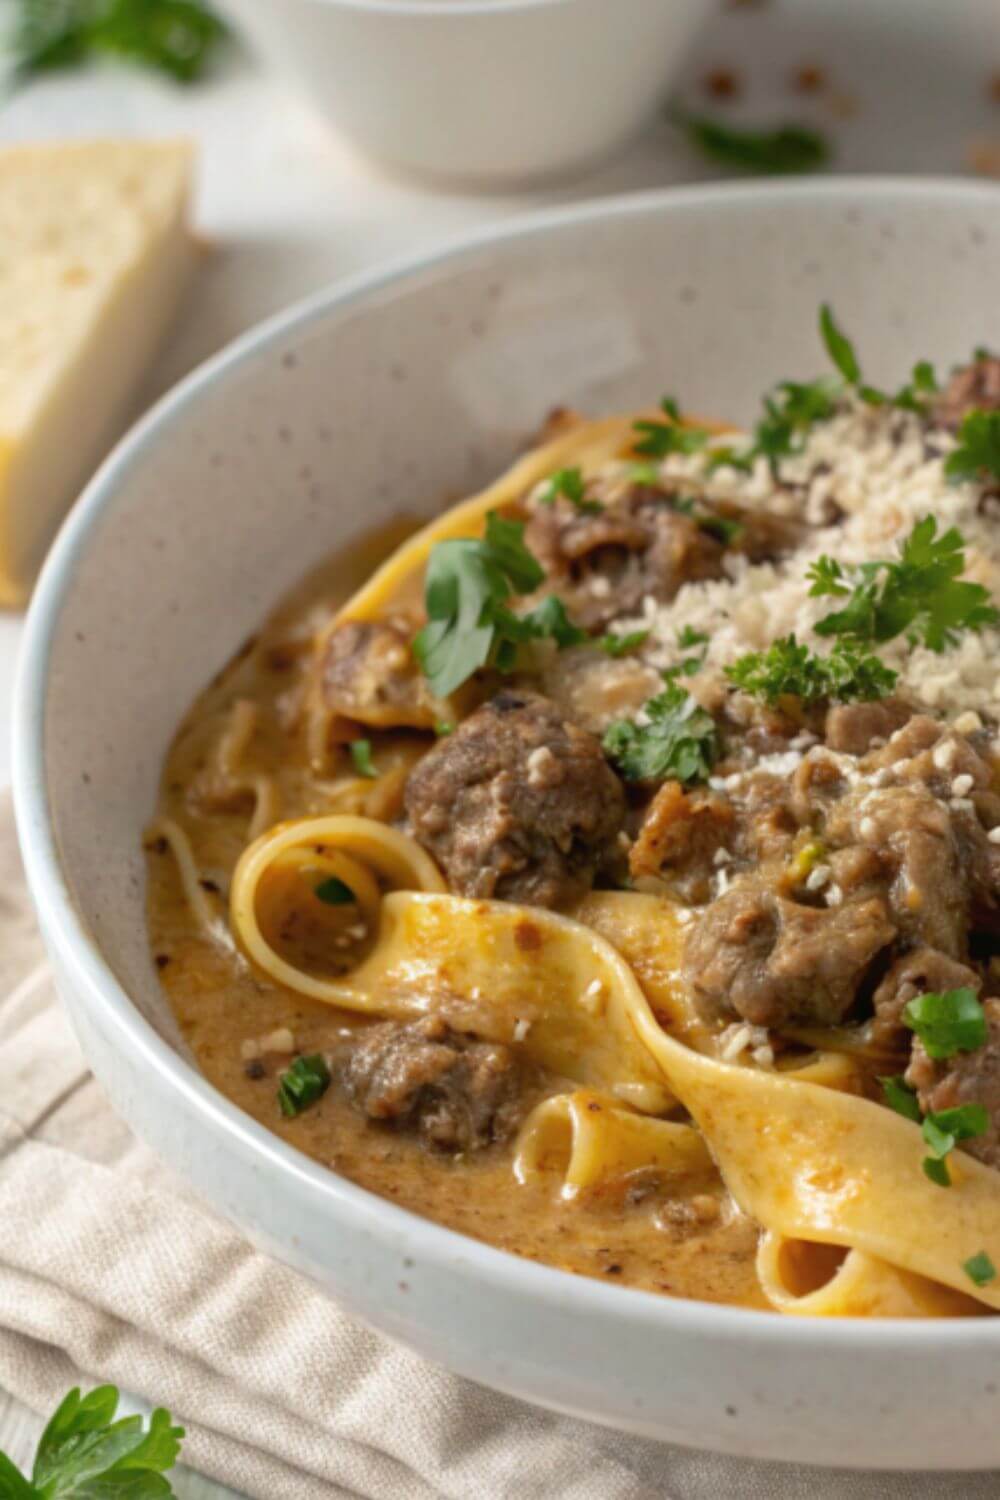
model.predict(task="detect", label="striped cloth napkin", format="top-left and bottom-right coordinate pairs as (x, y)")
top-left (0, 789), bottom-right (992, 1499)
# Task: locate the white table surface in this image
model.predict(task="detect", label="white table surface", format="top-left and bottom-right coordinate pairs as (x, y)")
top-left (0, 0), bottom-right (997, 1490)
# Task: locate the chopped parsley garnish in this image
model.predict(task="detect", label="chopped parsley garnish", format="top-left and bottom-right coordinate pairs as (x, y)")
top-left (349, 738), bottom-right (377, 778)
top-left (633, 400), bottom-right (710, 459)
top-left (277, 1054), bottom-right (331, 1119)
top-left (434, 720), bottom-right (455, 736)
top-left (597, 629), bottom-right (650, 658)
top-left (673, 112), bottom-right (830, 175)
top-left (880, 1075), bottom-right (922, 1123)
top-left (538, 466), bottom-right (603, 514)
top-left (964, 1251), bottom-right (997, 1287)
top-left (819, 304), bottom-right (861, 385)
top-left (697, 512), bottom-right (743, 546)
top-left (725, 634), bottom-right (898, 705)
top-left (602, 680), bottom-right (718, 785)
top-left (902, 987), bottom-right (988, 1060)
top-left (893, 360), bottom-right (939, 414)
top-left (945, 409), bottom-right (1000, 485)
top-left (0, 1384), bottom-right (185, 1496)
top-left (807, 516), bottom-right (1000, 652)
top-left (413, 511), bottom-right (584, 696)
top-left (314, 875), bottom-right (355, 906)
top-left (12, 0), bottom-right (228, 83)
top-left (921, 1103), bottom-right (989, 1188)
top-left (677, 626), bottom-right (709, 649)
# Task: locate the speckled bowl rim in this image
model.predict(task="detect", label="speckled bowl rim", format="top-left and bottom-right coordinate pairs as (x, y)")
top-left (14, 177), bottom-right (1000, 1360)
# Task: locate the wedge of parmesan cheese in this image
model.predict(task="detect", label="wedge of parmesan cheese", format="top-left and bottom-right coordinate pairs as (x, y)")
top-left (0, 140), bottom-right (197, 605)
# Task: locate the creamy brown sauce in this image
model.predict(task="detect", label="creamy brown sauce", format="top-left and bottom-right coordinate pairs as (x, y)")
top-left (147, 523), bottom-right (765, 1308)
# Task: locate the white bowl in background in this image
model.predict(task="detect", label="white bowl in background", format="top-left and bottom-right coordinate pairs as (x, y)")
top-left (219, 0), bottom-right (711, 189)
top-left (14, 180), bottom-right (1000, 1469)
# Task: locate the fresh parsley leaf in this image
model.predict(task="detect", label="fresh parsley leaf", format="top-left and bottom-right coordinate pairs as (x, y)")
top-left (674, 112), bottom-right (830, 175)
top-left (808, 516), bottom-right (1000, 652)
top-left (880, 1075), bottom-right (922, 1123)
top-left (12, 0), bottom-right (228, 83)
top-left (945, 409), bottom-right (1000, 485)
top-left (964, 1251), bottom-right (997, 1287)
top-left (434, 720), bottom-right (455, 736)
top-left (704, 444), bottom-right (755, 475)
top-left (627, 461), bottom-right (664, 485)
top-left (597, 630), bottom-right (650, 658)
top-left (413, 512), bottom-right (546, 697)
top-left (277, 1054), bottom-right (331, 1119)
top-left (677, 626), bottom-right (709, 650)
top-left (314, 876), bottom-right (355, 906)
top-left (516, 594), bottom-right (587, 649)
top-left (902, 987), bottom-right (988, 1060)
top-left (893, 360), bottom-right (938, 414)
top-left (537, 467), bottom-right (604, 515)
top-left (349, 739), bottom-right (377, 779)
top-left (725, 634), bottom-right (897, 705)
top-left (633, 401), bottom-right (710, 459)
top-left (602, 681), bottom-right (718, 785)
top-left (923, 1156), bottom-right (952, 1188)
top-left (13, 1385), bottom-right (185, 1498)
top-left (819, 304), bottom-right (861, 385)
top-left (921, 1103), bottom-right (990, 1188)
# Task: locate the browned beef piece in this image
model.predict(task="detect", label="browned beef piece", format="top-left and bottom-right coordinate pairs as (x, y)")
top-left (723, 690), bottom-right (824, 759)
top-left (906, 998), bottom-right (1000, 1169)
top-left (538, 644), bottom-right (660, 737)
top-left (865, 715), bottom-right (992, 794)
top-left (824, 785), bottom-right (968, 957)
top-left (872, 947), bottom-right (982, 1048)
top-left (683, 874), bottom-right (895, 1028)
top-left (339, 1015), bottom-right (524, 1152)
top-left (824, 698), bottom-right (913, 757)
top-left (319, 618), bottom-right (437, 729)
top-left (404, 690), bottom-right (625, 907)
top-left (629, 780), bottom-right (735, 904)
top-left (933, 356), bottom-right (1000, 431)
top-left (524, 485), bottom-right (726, 630)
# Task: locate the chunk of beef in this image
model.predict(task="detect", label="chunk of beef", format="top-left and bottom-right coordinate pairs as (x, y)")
top-left (524, 484), bottom-right (726, 630)
top-left (538, 644), bottom-right (660, 736)
top-left (318, 618), bottom-right (438, 730)
top-left (405, 690), bottom-right (625, 907)
top-left (871, 947), bottom-right (982, 1049)
top-left (629, 780), bottom-right (735, 904)
top-left (723, 689), bottom-right (824, 758)
top-left (824, 785), bottom-right (968, 957)
top-left (824, 698), bottom-right (913, 757)
top-left (933, 356), bottom-right (1000, 431)
top-left (906, 998), bottom-right (1000, 1169)
top-left (683, 874), bottom-right (895, 1028)
top-left (339, 1015), bottom-right (524, 1152)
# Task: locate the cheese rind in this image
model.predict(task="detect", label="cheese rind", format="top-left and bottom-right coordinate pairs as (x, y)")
top-left (0, 140), bottom-right (197, 605)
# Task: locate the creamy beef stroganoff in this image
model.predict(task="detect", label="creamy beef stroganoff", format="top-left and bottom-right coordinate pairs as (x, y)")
top-left (147, 311), bottom-right (1000, 1315)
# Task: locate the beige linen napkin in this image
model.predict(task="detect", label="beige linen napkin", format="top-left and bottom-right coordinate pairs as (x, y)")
top-left (0, 791), bottom-right (994, 1499)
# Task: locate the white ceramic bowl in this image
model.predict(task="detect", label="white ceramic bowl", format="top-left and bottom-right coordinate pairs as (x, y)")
top-left (15, 180), bottom-right (1000, 1470)
top-left (219, 0), bottom-right (711, 189)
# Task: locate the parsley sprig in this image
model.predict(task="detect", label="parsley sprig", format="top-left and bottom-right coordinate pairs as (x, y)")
top-left (413, 512), bottom-right (584, 697)
top-left (632, 401), bottom-right (711, 460)
top-left (725, 633), bottom-right (898, 705)
top-left (945, 410), bottom-right (1000, 485)
top-left (880, 1071), bottom-right (990, 1189)
top-left (0, 1384), bottom-right (184, 1497)
top-left (807, 516), bottom-right (1000, 652)
top-left (12, 0), bottom-right (228, 83)
top-left (902, 987), bottom-right (988, 1059)
top-left (537, 467), bottom-right (603, 515)
top-left (602, 680), bottom-right (718, 785)
top-left (673, 112), bottom-right (830, 175)
top-left (278, 1054), bottom-right (331, 1119)
top-left (964, 1251), bottom-right (997, 1287)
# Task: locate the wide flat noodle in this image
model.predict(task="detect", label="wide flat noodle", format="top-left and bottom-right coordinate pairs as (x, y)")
top-left (514, 1089), bottom-right (713, 1198)
top-left (337, 415), bottom-right (640, 624)
top-left (626, 1003), bottom-right (1000, 1312)
top-left (756, 1232), bottom-right (981, 1318)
